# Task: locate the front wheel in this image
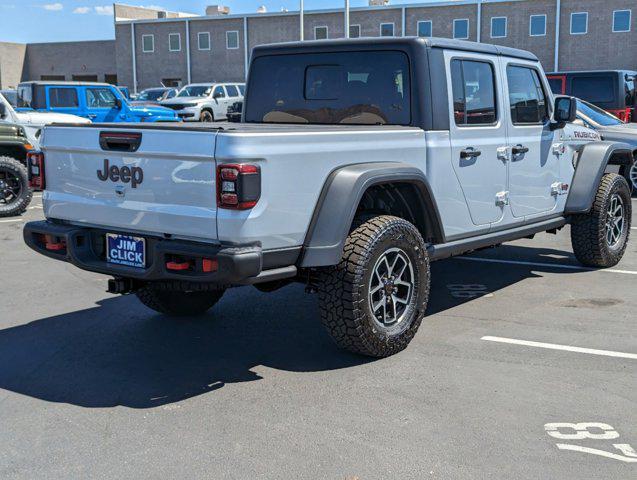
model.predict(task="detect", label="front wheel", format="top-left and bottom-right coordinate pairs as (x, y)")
top-left (135, 283), bottom-right (225, 316)
top-left (630, 161), bottom-right (637, 196)
top-left (570, 173), bottom-right (632, 268)
top-left (199, 110), bottom-right (214, 122)
top-left (317, 215), bottom-right (430, 358)
top-left (0, 156), bottom-right (32, 218)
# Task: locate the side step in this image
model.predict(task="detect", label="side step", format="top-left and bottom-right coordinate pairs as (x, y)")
top-left (428, 217), bottom-right (567, 261)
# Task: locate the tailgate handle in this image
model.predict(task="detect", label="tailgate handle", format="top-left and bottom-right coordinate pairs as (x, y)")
top-left (99, 131), bottom-right (142, 152)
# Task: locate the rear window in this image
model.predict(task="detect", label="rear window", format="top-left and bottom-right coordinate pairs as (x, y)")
top-left (226, 85), bottom-right (239, 97)
top-left (245, 51), bottom-right (411, 125)
top-left (571, 76), bottom-right (615, 104)
top-left (49, 88), bottom-right (79, 108)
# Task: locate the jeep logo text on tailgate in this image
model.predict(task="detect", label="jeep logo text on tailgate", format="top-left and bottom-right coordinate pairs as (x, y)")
top-left (97, 159), bottom-right (144, 188)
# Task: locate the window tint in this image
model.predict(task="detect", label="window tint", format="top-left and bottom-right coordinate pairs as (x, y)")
top-left (245, 51), bottom-right (411, 125)
top-left (226, 31), bottom-right (239, 49)
top-left (349, 25), bottom-right (361, 38)
top-left (451, 59), bottom-right (497, 126)
top-left (380, 23), bottom-right (394, 37)
top-left (530, 15), bottom-right (546, 36)
top-left (238, 84), bottom-right (245, 95)
top-left (453, 19), bottom-right (469, 39)
top-left (226, 85), bottom-right (239, 97)
top-left (491, 17), bottom-right (507, 38)
top-left (198, 32), bottom-right (211, 50)
top-left (506, 66), bottom-right (548, 125)
top-left (613, 10), bottom-right (631, 32)
top-left (418, 21), bottom-right (432, 37)
top-left (49, 88), bottom-right (79, 108)
top-left (570, 12), bottom-right (588, 34)
top-left (571, 76), bottom-right (615, 103)
top-left (86, 88), bottom-right (117, 108)
top-left (213, 86), bottom-right (225, 98)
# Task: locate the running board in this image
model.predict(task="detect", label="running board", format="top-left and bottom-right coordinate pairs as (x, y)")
top-left (428, 217), bottom-right (567, 261)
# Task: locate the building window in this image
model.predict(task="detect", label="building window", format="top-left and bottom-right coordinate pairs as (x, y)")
top-left (613, 10), bottom-right (631, 33)
top-left (380, 23), bottom-right (394, 37)
top-left (529, 14), bottom-right (547, 36)
top-left (169, 33), bottom-right (181, 52)
top-left (314, 26), bottom-right (328, 40)
top-left (142, 34), bottom-right (154, 53)
top-left (198, 32), bottom-right (211, 50)
top-left (226, 30), bottom-right (239, 49)
top-left (417, 20), bottom-right (432, 37)
top-left (349, 24), bottom-right (361, 38)
top-left (570, 12), bottom-right (588, 35)
top-left (491, 17), bottom-right (507, 38)
top-left (453, 19), bottom-right (469, 39)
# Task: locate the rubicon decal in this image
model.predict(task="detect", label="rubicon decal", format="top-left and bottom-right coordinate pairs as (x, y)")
top-left (97, 159), bottom-right (144, 188)
top-left (573, 130), bottom-right (600, 140)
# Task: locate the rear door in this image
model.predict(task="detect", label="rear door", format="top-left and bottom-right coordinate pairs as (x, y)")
top-left (501, 60), bottom-right (559, 218)
top-left (42, 126), bottom-right (220, 241)
top-left (46, 86), bottom-right (81, 117)
top-left (445, 50), bottom-right (508, 226)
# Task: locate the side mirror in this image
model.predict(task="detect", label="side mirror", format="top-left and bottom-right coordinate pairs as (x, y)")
top-left (552, 96), bottom-right (577, 129)
top-left (0, 103), bottom-right (6, 119)
top-left (114, 98), bottom-right (123, 109)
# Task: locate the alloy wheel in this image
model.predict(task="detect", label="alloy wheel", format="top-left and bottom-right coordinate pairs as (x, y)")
top-left (605, 193), bottom-right (625, 248)
top-left (0, 169), bottom-right (22, 206)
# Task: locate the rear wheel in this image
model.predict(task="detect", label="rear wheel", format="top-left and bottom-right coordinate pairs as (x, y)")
top-left (630, 161), bottom-right (637, 195)
top-left (0, 156), bottom-right (32, 217)
top-left (136, 283), bottom-right (225, 316)
top-left (317, 215), bottom-right (430, 358)
top-left (570, 173), bottom-right (631, 268)
top-left (199, 110), bottom-right (214, 122)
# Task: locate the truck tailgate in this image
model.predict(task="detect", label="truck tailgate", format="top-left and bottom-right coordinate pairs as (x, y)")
top-left (41, 126), bottom-right (219, 242)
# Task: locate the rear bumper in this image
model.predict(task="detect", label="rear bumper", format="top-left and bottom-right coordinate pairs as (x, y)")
top-left (23, 220), bottom-right (262, 284)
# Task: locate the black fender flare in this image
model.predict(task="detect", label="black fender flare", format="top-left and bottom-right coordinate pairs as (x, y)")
top-left (299, 162), bottom-right (445, 267)
top-left (565, 141), bottom-right (633, 214)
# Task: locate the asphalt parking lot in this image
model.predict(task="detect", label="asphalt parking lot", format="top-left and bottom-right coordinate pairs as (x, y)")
top-left (0, 194), bottom-right (635, 479)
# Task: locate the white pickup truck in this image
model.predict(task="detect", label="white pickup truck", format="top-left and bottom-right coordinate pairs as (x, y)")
top-left (24, 38), bottom-right (633, 358)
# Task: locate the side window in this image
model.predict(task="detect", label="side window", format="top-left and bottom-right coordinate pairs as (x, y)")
top-left (450, 59), bottom-right (497, 126)
top-left (86, 88), bottom-right (118, 108)
top-left (213, 86), bottom-right (225, 98)
top-left (506, 66), bottom-right (549, 125)
top-left (238, 84), bottom-right (245, 95)
top-left (226, 85), bottom-right (239, 97)
top-left (48, 88), bottom-right (79, 108)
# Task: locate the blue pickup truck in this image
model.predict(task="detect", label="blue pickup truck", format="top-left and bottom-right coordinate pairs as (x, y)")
top-left (16, 81), bottom-right (177, 123)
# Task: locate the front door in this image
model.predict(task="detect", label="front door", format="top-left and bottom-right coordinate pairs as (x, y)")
top-left (502, 61), bottom-right (559, 218)
top-left (445, 51), bottom-right (508, 226)
top-left (211, 86), bottom-right (228, 120)
top-left (85, 87), bottom-right (122, 122)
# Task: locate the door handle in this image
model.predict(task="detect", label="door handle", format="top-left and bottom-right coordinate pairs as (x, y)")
top-left (87, 114), bottom-right (97, 119)
top-left (512, 145), bottom-right (529, 155)
top-left (460, 147), bottom-right (482, 159)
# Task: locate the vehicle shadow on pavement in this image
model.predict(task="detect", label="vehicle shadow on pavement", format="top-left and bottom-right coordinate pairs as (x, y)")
top-left (0, 285), bottom-right (372, 409)
top-left (0, 245), bottom-right (586, 409)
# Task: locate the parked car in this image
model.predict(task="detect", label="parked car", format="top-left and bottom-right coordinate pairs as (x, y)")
top-left (226, 100), bottom-right (243, 122)
top-left (0, 120), bottom-right (33, 216)
top-left (0, 89), bottom-right (17, 107)
top-left (547, 70), bottom-right (637, 122)
top-left (131, 87), bottom-right (178, 106)
top-left (575, 98), bottom-right (637, 193)
top-left (117, 86), bottom-right (132, 101)
top-left (16, 81), bottom-right (178, 123)
top-left (161, 83), bottom-right (245, 121)
top-left (24, 38), bottom-right (633, 358)
top-left (1, 92), bottom-right (90, 145)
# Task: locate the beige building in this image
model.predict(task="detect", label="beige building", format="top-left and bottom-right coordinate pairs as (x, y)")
top-left (1, 1), bottom-right (636, 91)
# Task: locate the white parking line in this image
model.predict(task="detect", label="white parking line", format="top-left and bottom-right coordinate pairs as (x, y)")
top-left (0, 219), bottom-right (23, 223)
top-left (555, 444), bottom-right (637, 463)
top-left (481, 336), bottom-right (637, 360)
top-left (457, 256), bottom-right (637, 275)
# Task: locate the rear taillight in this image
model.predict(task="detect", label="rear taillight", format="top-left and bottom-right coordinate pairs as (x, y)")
top-left (27, 151), bottom-right (45, 190)
top-left (216, 163), bottom-right (261, 210)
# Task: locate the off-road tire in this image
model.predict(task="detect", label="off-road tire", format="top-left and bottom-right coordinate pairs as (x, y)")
top-left (136, 283), bottom-right (225, 316)
top-left (630, 160), bottom-right (637, 196)
top-left (317, 215), bottom-right (430, 358)
top-left (0, 156), bottom-right (32, 217)
top-left (570, 173), bottom-right (631, 268)
top-left (199, 110), bottom-right (214, 122)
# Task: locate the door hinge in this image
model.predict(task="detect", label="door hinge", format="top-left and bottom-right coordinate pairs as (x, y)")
top-left (551, 182), bottom-right (569, 196)
top-left (497, 146), bottom-right (510, 162)
top-left (552, 143), bottom-right (565, 156)
top-left (496, 191), bottom-right (510, 206)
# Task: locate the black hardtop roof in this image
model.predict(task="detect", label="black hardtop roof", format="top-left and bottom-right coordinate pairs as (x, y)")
top-left (19, 80), bottom-right (112, 87)
top-left (252, 36), bottom-right (538, 62)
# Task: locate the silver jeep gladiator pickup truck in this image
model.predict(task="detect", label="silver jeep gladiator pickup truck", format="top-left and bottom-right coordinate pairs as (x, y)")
top-left (24, 38), bottom-right (633, 358)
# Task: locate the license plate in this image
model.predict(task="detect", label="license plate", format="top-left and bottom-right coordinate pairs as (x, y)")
top-left (106, 234), bottom-right (146, 268)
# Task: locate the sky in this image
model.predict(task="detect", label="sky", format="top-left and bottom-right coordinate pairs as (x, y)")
top-left (0, 0), bottom-right (442, 43)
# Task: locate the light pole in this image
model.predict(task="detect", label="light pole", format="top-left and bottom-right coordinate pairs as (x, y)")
top-left (345, 0), bottom-right (350, 38)
top-left (300, 0), bottom-right (304, 41)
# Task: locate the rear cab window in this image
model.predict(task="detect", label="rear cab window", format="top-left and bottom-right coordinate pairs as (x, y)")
top-left (245, 50), bottom-right (411, 125)
top-left (571, 75), bottom-right (616, 105)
